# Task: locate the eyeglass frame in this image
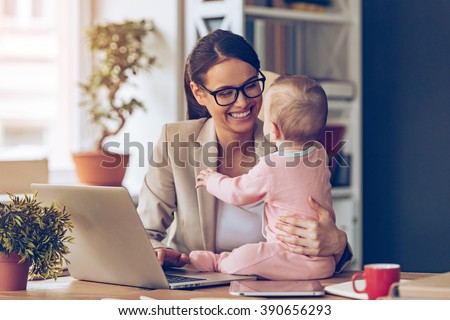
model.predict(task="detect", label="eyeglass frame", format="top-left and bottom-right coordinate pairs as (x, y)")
top-left (197, 70), bottom-right (266, 107)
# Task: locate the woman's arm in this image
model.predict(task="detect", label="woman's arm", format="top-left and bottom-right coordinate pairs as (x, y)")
top-left (275, 196), bottom-right (352, 272)
top-left (137, 125), bottom-right (183, 266)
top-left (137, 125), bottom-right (175, 248)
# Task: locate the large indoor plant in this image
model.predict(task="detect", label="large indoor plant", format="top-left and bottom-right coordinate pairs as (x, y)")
top-left (74, 19), bottom-right (157, 186)
top-left (0, 193), bottom-right (74, 291)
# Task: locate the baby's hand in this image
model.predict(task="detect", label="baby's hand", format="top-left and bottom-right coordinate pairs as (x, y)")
top-left (195, 168), bottom-right (215, 188)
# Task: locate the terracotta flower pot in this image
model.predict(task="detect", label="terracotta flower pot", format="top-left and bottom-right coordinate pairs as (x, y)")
top-left (72, 151), bottom-right (130, 186)
top-left (0, 252), bottom-right (29, 291)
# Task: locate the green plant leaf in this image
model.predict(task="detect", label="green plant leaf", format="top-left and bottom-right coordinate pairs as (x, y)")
top-left (0, 193), bottom-right (74, 280)
top-left (79, 19), bottom-right (157, 150)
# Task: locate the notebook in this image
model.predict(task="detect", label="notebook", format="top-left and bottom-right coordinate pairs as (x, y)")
top-left (325, 279), bottom-right (410, 300)
top-left (31, 184), bottom-right (255, 289)
top-left (396, 272), bottom-right (450, 299)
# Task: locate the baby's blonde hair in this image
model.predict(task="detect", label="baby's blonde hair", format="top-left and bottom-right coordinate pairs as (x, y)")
top-left (268, 75), bottom-right (328, 145)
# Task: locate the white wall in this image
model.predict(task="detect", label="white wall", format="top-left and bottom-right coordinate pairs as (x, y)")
top-left (91, 0), bottom-right (184, 194)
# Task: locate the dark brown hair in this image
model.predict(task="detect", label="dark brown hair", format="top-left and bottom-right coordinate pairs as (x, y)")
top-left (184, 29), bottom-right (260, 119)
top-left (268, 75), bottom-right (328, 144)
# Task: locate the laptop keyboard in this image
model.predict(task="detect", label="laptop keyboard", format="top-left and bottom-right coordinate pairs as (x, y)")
top-left (165, 274), bottom-right (207, 284)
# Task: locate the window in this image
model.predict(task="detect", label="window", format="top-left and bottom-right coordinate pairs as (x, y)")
top-left (2, 0), bottom-right (17, 18)
top-left (0, 0), bottom-right (78, 170)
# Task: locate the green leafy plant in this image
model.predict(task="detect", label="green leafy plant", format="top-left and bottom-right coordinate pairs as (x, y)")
top-left (0, 193), bottom-right (74, 280)
top-left (79, 19), bottom-right (157, 150)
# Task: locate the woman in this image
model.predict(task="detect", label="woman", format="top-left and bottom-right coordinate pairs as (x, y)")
top-left (137, 29), bottom-right (351, 271)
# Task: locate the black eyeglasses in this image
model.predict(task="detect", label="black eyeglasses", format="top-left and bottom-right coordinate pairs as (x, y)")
top-left (198, 70), bottom-right (266, 107)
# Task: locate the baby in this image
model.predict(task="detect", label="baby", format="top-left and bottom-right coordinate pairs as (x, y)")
top-left (190, 75), bottom-right (336, 280)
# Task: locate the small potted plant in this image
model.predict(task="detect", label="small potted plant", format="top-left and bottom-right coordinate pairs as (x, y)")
top-left (0, 193), bottom-right (74, 291)
top-left (74, 19), bottom-right (157, 186)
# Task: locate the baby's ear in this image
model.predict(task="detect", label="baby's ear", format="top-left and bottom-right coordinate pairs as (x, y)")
top-left (271, 122), bottom-right (281, 140)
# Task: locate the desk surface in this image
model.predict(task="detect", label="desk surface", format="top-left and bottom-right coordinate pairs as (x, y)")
top-left (0, 271), bottom-right (430, 300)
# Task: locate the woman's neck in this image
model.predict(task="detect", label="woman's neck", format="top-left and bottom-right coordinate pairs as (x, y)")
top-left (216, 129), bottom-right (256, 177)
top-left (216, 129), bottom-right (254, 149)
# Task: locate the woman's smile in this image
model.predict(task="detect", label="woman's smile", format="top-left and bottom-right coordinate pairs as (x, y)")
top-left (228, 106), bottom-right (254, 120)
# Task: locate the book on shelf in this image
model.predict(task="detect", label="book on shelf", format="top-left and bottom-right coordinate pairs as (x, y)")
top-left (284, 0), bottom-right (332, 4)
top-left (262, 0), bottom-right (290, 75)
top-left (318, 79), bottom-right (355, 100)
top-left (284, 0), bottom-right (332, 12)
top-left (270, 0), bottom-right (286, 8)
top-left (317, 125), bottom-right (350, 187)
top-left (330, 154), bottom-right (351, 187)
top-left (245, 0), bottom-right (269, 6)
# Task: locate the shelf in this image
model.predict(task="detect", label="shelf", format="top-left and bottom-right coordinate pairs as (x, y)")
top-left (245, 5), bottom-right (353, 24)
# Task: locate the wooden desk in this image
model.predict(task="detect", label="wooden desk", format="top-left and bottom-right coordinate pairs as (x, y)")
top-left (0, 271), bottom-right (430, 300)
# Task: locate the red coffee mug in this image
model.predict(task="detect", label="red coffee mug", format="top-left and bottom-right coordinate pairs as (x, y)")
top-left (352, 263), bottom-right (400, 300)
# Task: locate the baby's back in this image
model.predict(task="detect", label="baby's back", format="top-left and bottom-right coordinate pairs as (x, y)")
top-left (262, 145), bottom-right (334, 242)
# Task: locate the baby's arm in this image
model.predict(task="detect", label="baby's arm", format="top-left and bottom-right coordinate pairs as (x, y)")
top-left (196, 161), bottom-right (269, 206)
top-left (195, 168), bottom-right (215, 188)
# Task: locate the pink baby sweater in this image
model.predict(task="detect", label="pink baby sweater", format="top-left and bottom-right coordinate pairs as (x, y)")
top-left (205, 144), bottom-right (335, 243)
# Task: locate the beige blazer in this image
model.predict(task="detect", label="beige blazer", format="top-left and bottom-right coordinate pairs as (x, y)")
top-left (137, 117), bottom-right (273, 254)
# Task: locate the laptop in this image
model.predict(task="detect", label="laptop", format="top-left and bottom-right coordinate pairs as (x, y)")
top-left (31, 184), bottom-right (256, 289)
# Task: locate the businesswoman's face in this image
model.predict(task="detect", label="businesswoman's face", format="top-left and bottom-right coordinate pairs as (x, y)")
top-left (190, 58), bottom-right (263, 139)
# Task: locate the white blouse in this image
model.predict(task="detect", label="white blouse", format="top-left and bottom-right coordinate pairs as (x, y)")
top-left (215, 200), bottom-right (265, 252)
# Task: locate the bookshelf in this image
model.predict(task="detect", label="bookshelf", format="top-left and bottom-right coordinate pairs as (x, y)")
top-left (244, 0), bottom-right (362, 270)
top-left (184, 0), bottom-right (362, 269)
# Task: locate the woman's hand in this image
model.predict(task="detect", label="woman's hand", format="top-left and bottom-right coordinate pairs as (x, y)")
top-left (155, 248), bottom-right (189, 268)
top-left (275, 197), bottom-right (347, 258)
